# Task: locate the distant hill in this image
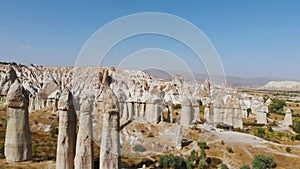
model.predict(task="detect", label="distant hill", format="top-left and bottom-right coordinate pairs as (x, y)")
top-left (143, 69), bottom-right (296, 87)
top-left (261, 81), bottom-right (300, 91)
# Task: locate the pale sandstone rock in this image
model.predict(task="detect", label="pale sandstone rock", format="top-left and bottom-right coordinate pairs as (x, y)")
top-left (56, 88), bottom-right (77, 169)
top-left (100, 88), bottom-right (120, 169)
top-left (74, 99), bottom-right (94, 169)
top-left (5, 79), bottom-right (32, 162)
top-left (283, 108), bottom-right (293, 126)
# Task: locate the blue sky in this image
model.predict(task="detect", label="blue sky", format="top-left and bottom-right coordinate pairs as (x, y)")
top-left (0, 1), bottom-right (300, 79)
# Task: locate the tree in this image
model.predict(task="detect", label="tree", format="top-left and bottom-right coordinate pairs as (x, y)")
top-left (159, 154), bottom-right (186, 169)
top-left (268, 99), bottom-right (286, 113)
top-left (197, 140), bottom-right (207, 150)
top-left (292, 118), bottom-right (300, 133)
top-left (240, 165), bottom-right (251, 169)
top-left (252, 154), bottom-right (275, 169)
top-left (198, 141), bottom-right (207, 160)
top-left (189, 149), bottom-right (198, 163)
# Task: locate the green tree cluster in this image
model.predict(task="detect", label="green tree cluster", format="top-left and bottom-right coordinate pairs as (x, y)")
top-left (268, 99), bottom-right (286, 113)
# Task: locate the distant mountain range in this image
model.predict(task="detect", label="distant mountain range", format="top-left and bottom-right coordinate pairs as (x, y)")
top-left (143, 68), bottom-right (299, 88)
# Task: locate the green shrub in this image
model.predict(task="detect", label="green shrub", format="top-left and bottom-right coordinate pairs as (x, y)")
top-left (172, 104), bottom-right (182, 110)
top-left (133, 144), bottom-right (146, 152)
top-left (159, 154), bottom-right (185, 168)
top-left (252, 154), bottom-right (275, 169)
top-left (147, 132), bottom-right (154, 137)
top-left (268, 126), bottom-right (273, 132)
top-left (198, 160), bottom-right (209, 169)
top-left (293, 119), bottom-right (300, 133)
top-left (198, 141), bottom-right (207, 160)
top-left (185, 159), bottom-right (193, 169)
top-left (221, 164), bottom-right (229, 169)
top-left (189, 149), bottom-right (198, 163)
top-left (240, 164), bottom-right (251, 169)
top-left (291, 134), bottom-right (300, 141)
top-left (255, 128), bottom-right (266, 138)
top-left (221, 140), bottom-right (225, 145)
top-left (286, 147), bottom-right (291, 153)
top-left (268, 99), bottom-right (286, 113)
top-left (227, 147), bottom-right (234, 153)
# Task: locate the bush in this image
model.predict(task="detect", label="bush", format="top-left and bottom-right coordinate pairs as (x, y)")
top-left (159, 154), bottom-right (185, 168)
top-left (252, 154), bottom-right (275, 169)
top-left (240, 165), bottom-right (251, 169)
top-left (189, 149), bottom-right (198, 163)
top-left (255, 128), bottom-right (266, 138)
top-left (291, 134), bottom-right (300, 141)
top-left (198, 160), bottom-right (209, 169)
top-left (292, 119), bottom-right (300, 133)
top-left (185, 159), bottom-right (193, 169)
top-left (221, 164), bottom-right (229, 169)
top-left (133, 144), bottom-right (146, 152)
top-left (227, 147), bottom-right (234, 153)
top-left (286, 147), bottom-right (292, 153)
top-left (172, 104), bottom-right (182, 110)
top-left (268, 126), bottom-right (273, 132)
top-left (198, 141), bottom-right (207, 160)
top-left (221, 140), bottom-right (225, 145)
top-left (268, 99), bottom-right (286, 113)
top-left (197, 141), bottom-right (207, 150)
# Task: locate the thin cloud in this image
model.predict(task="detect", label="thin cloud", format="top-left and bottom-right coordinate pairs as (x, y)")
top-left (19, 45), bottom-right (31, 50)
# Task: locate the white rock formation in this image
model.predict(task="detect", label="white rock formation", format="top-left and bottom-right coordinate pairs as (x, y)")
top-left (74, 99), bottom-right (94, 169)
top-left (175, 126), bottom-right (183, 150)
top-left (56, 88), bottom-right (77, 169)
top-left (180, 94), bottom-right (192, 127)
top-left (283, 108), bottom-right (293, 126)
top-left (5, 79), bottom-right (32, 162)
top-left (99, 87), bottom-right (121, 169)
top-left (256, 104), bottom-right (267, 124)
top-left (213, 95), bottom-right (225, 124)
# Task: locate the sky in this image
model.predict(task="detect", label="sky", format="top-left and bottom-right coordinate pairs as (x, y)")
top-left (0, 1), bottom-right (300, 80)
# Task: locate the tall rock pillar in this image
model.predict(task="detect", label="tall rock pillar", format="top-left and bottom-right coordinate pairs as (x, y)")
top-left (74, 99), bottom-right (94, 169)
top-left (56, 88), bottom-right (77, 169)
top-left (99, 88), bottom-right (120, 169)
top-left (5, 79), bottom-right (32, 162)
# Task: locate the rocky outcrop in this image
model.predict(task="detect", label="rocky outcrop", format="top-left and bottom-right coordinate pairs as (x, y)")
top-left (0, 66), bottom-right (17, 100)
top-left (256, 104), bottom-right (267, 124)
top-left (283, 108), bottom-right (293, 126)
top-left (100, 88), bottom-right (121, 169)
top-left (74, 99), bottom-right (94, 169)
top-left (180, 95), bottom-right (192, 127)
top-left (213, 94), bottom-right (225, 124)
top-left (5, 79), bottom-right (32, 162)
top-left (56, 88), bottom-right (77, 169)
top-left (175, 126), bottom-right (183, 150)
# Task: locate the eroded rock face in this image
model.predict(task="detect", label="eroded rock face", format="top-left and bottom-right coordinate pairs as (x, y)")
top-left (56, 88), bottom-right (77, 169)
top-left (175, 126), bottom-right (183, 150)
top-left (180, 94), bottom-right (192, 127)
top-left (0, 66), bottom-right (17, 98)
top-left (74, 99), bottom-right (94, 169)
top-left (213, 94), bottom-right (225, 124)
top-left (100, 88), bottom-right (120, 169)
top-left (283, 108), bottom-right (293, 126)
top-left (256, 104), bottom-right (267, 124)
top-left (5, 79), bottom-right (32, 162)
